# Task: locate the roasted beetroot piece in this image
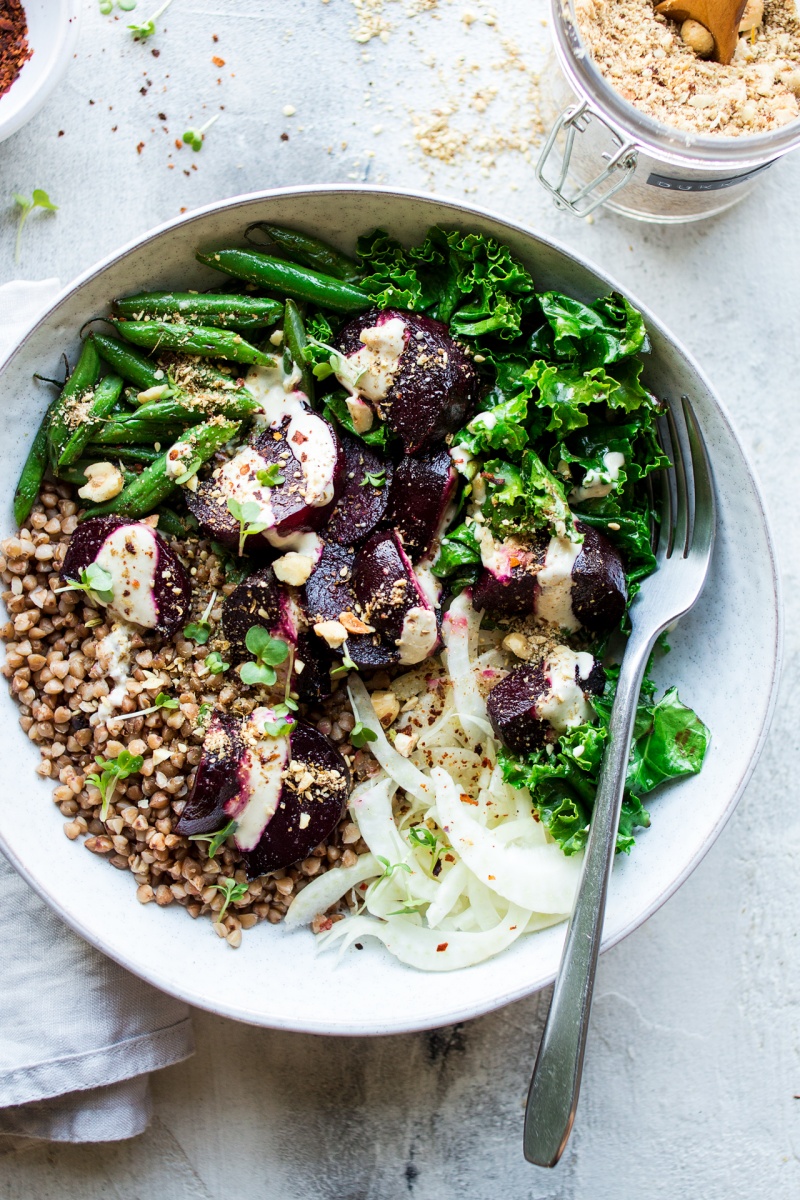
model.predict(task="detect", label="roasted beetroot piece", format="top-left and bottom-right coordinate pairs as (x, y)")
top-left (302, 542), bottom-right (396, 669)
top-left (325, 433), bottom-right (393, 547)
top-left (62, 515), bottom-right (191, 636)
top-left (175, 708), bottom-right (349, 876)
top-left (240, 715), bottom-right (350, 878)
top-left (186, 405), bottom-right (344, 552)
top-left (334, 308), bottom-right (479, 454)
top-left (487, 649), bottom-right (605, 754)
top-left (570, 522), bottom-right (628, 634)
top-left (385, 448), bottom-right (457, 562)
top-left (174, 710), bottom-right (245, 837)
top-left (352, 530), bottom-right (439, 666)
top-left (223, 567), bottom-right (332, 703)
top-left (472, 533), bottom-right (548, 619)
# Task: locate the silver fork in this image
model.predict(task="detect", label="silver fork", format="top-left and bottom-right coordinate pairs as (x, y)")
top-left (523, 395), bottom-right (716, 1168)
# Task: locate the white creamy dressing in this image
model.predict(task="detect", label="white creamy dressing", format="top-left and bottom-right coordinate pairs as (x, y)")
top-left (413, 562), bottom-right (443, 609)
top-left (214, 445), bottom-right (278, 530)
top-left (336, 316), bottom-right (407, 402)
top-left (536, 536), bottom-right (582, 631)
top-left (537, 647), bottom-right (596, 732)
top-left (231, 708), bottom-right (291, 853)
top-left (396, 606), bottom-right (439, 665)
top-left (244, 359), bottom-right (302, 420)
top-left (569, 451), bottom-right (626, 503)
top-left (95, 524), bottom-right (159, 629)
top-left (476, 526), bottom-right (529, 582)
top-left (267, 529), bottom-right (324, 561)
top-left (93, 624), bottom-right (135, 724)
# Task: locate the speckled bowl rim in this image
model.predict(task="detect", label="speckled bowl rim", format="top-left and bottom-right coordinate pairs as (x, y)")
top-left (0, 186), bottom-right (783, 1034)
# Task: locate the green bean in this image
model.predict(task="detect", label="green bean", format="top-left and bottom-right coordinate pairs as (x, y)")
top-left (196, 249), bottom-right (370, 314)
top-left (88, 443), bottom-right (161, 465)
top-left (90, 332), bottom-right (165, 391)
top-left (14, 394), bottom-right (60, 526)
top-left (47, 339), bottom-right (101, 473)
top-left (92, 411), bottom-right (192, 446)
top-left (113, 291), bottom-right (283, 332)
top-left (111, 319), bottom-right (276, 367)
top-left (245, 223), bottom-right (363, 284)
top-left (137, 389), bottom-right (259, 422)
top-left (84, 418), bottom-right (239, 520)
top-left (283, 299), bottom-right (314, 401)
top-left (155, 506), bottom-right (194, 538)
top-left (58, 373), bottom-right (124, 468)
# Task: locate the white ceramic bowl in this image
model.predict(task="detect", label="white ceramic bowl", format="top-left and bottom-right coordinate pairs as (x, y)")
top-left (0, 0), bottom-right (81, 144)
top-left (0, 187), bottom-right (782, 1034)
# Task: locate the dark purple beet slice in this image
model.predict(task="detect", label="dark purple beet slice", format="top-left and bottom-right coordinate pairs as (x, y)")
top-left (335, 308), bottom-right (479, 454)
top-left (570, 522), bottom-right (628, 634)
top-left (222, 567), bottom-right (332, 702)
top-left (175, 710), bottom-right (245, 837)
top-left (472, 534), bottom-right (548, 619)
top-left (325, 432), bottom-right (393, 547)
top-left (302, 542), bottom-right (396, 668)
top-left (385, 448), bottom-right (457, 561)
top-left (62, 515), bottom-right (191, 636)
top-left (186, 412), bottom-right (345, 553)
top-left (352, 530), bottom-right (439, 665)
top-left (240, 718), bottom-right (350, 878)
top-left (487, 654), bottom-right (605, 754)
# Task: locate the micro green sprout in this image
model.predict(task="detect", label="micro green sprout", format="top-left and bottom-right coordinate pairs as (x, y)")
top-left (189, 818), bottom-right (237, 858)
top-left (205, 651), bottom-right (229, 675)
top-left (408, 824), bottom-right (444, 871)
top-left (256, 464), bottom-right (285, 488)
top-left (308, 338), bottom-right (366, 391)
top-left (54, 563), bottom-right (114, 607)
top-left (361, 470), bottom-right (386, 489)
top-left (226, 497), bottom-right (269, 557)
top-left (240, 626), bottom-right (289, 687)
top-left (212, 876), bottom-right (249, 924)
top-left (183, 590), bottom-right (217, 644)
top-left (119, 691), bottom-right (179, 720)
top-left (350, 720), bottom-right (377, 749)
top-left (13, 189), bottom-right (57, 263)
top-left (182, 112), bottom-right (221, 151)
top-left (330, 643), bottom-right (357, 680)
top-left (87, 749), bottom-right (144, 820)
top-left (197, 701), bottom-right (213, 727)
top-left (128, 0), bottom-right (173, 39)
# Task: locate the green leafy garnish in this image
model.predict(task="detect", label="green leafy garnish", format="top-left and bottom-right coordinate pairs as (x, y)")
top-left (183, 590), bottom-right (217, 645)
top-left (128, 0), bottom-right (173, 39)
top-left (263, 714), bottom-right (296, 738)
top-left (13, 189), bottom-right (57, 263)
top-left (182, 112), bottom-right (220, 151)
top-left (212, 876), bottom-right (249, 924)
top-left (205, 651), bottom-right (229, 675)
top-left (361, 469), bottom-right (386, 489)
top-left (55, 563), bottom-right (114, 607)
top-left (120, 691), bottom-right (179, 720)
top-left (350, 721), bottom-right (377, 749)
top-left (408, 824), bottom-right (444, 870)
top-left (256, 464), bottom-right (285, 488)
top-left (330, 647), bottom-right (357, 680)
top-left (376, 856), bottom-right (412, 882)
top-left (226, 497), bottom-right (269, 557)
top-left (87, 750), bottom-right (144, 821)
top-left (239, 626), bottom-right (289, 688)
top-left (197, 702), bottom-right (213, 727)
top-left (431, 521), bottom-right (481, 595)
top-left (189, 819), bottom-right (237, 858)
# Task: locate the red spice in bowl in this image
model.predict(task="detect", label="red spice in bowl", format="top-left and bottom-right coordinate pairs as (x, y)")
top-left (0, 1), bottom-right (31, 99)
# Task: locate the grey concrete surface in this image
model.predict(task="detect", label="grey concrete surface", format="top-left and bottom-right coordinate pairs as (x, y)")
top-left (0, 1), bottom-right (798, 1196)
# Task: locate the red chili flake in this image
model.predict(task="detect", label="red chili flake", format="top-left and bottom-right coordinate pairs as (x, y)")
top-left (158, 111), bottom-right (167, 121)
top-left (174, 138), bottom-right (182, 149)
top-left (151, 48), bottom-right (160, 57)
top-left (136, 141), bottom-right (145, 154)
top-left (436, 942), bottom-right (448, 952)
top-left (57, 130), bottom-right (64, 137)
top-left (509, 925), bottom-right (517, 931)
top-left (0, 4), bottom-right (32, 98)
top-left (488, 874), bottom-right (495, 880)
top-left (212, 33), bottom-right (219, 42)
top-left (180, 206), bottom-right (187, 213)
top-left (280, 132), bottom-right (289, 142)
top-left (460, 792), bottom-right (478, 805)
top-left (212, 55), bottom-right (225, 67)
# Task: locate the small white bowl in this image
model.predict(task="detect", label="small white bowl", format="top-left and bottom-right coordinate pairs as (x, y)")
top-left (0, 0), bottom-right (81, 144)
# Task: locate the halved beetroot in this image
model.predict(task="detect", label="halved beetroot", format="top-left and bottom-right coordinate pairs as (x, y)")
top-left (222, 566), bottom-right (331, 703)
top-left (334, 308), bottom-right (479, 453)
top-left (570, 523), bottom-right (628, 634)
top-left (385, 448), bottom-right (457, 561)
top-left (487, 650), bottom-right (605, 754)
top-left (325, 432), bottom-right (393, 547)
top-left (62, 515), bottom-right (191, 636)
top-left (186, 408), bottom-right (344, 553)
top-left (302, 542), bottom-right (395, 668)
top-left (176, 707), bottom-right (349, 878)
top-left (472, 534), bottom-right (548, 619)
top-left (352, 530), bottom-right (439, 666)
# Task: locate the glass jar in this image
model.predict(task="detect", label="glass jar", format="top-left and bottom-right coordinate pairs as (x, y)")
top-left (537, 0), bottom-right (800, 223)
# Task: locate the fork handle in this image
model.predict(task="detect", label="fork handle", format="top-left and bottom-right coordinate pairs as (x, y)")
top-left (523, 628), bottom-right (654, 1167)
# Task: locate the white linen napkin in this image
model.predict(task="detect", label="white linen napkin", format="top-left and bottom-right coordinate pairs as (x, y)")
top-left (0, 279), bottom-right (194, 1145)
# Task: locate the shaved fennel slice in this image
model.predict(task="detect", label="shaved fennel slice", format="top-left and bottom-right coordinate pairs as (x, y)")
top-left (350, 776), bottom-right (439, 902)
top-left (425, 861), bottom-right (468, 928)
top-left (285, 853), bottom-right (381, 928)
top-left (317, 904), bottom-right (531, 971)
top-left (348, 676), bottom-right (434, 803)
top-left (432, 767), bottom-right (581, 914)
top-left (441, 590), bottom-right (491, 745)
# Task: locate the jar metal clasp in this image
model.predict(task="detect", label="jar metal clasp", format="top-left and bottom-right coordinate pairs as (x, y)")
top-left (536, 101), bottom-right (639, 217)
